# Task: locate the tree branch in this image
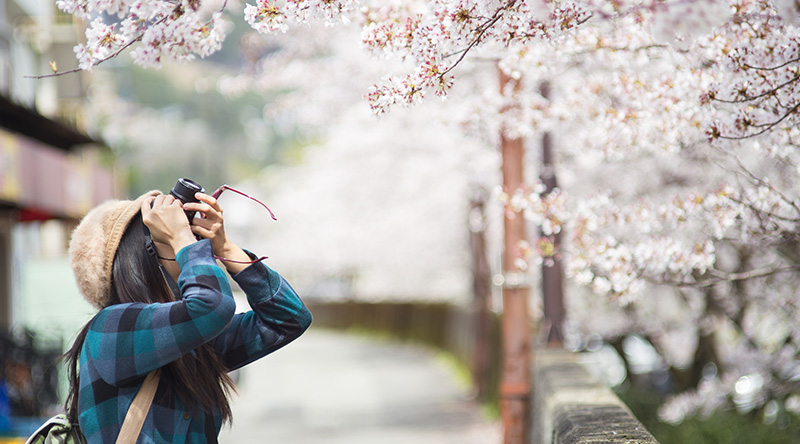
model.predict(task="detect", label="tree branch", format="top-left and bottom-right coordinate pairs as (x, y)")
top-left (26, 0), bottom-right (228, 79)
top-left (718, 101), bottom-right (800, 139)
top-left (731, 156), bottom-right (800, 219)
top-left (649, 264), bottom-right (800, 288)
top-left (26, 32), bottom-right (145, 79)
top-left (439, 2), bottom-right (515, 76)
top-left (743, 57), bottom-right (800, 71)
top-left (712, 74), bottom-right (799, 104)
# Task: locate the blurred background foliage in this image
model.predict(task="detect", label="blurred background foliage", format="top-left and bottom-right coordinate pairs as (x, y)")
top-left (92, 17), bottom-right (306, 197)
top-left (620, 385), bottom-right (800, 444)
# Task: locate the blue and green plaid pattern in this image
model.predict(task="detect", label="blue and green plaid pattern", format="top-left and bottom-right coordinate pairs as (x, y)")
top-left (77, 240), bottom-right (312, 443)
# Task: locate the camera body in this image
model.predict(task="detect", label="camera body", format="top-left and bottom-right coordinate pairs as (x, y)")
top-left (169, 178), bottom-right (204, 222)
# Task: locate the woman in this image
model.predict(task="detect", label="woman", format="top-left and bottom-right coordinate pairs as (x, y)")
top-left (63, 190), bottom-right (312, 443)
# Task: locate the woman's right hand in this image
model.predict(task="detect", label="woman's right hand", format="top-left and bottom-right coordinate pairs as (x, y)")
top-left (141, 194), bottom-right (196, 253)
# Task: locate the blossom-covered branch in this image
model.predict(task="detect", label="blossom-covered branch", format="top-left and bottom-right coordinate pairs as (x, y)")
top-left (53, 0), bottom-right (230, 73)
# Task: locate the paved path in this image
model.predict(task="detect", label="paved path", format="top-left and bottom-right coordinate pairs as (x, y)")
top-left (218, 329), bottom-right (501, 444)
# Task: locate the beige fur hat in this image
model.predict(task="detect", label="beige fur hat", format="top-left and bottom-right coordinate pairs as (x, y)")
top-left (69, 190), bottom-right (161, 309)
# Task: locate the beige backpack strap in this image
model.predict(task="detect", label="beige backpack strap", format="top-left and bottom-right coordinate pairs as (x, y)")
top-left (115, 369), bottom-right (161, 444)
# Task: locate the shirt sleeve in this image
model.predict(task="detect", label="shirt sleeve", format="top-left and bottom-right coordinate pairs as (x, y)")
top-left (210, 257), bottom-right (313, 371)
top-left (83, 240), bottom-right (236, 385)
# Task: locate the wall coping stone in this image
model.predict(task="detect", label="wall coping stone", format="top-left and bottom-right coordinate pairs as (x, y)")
top-left (532, 348), bottom-right (660, 444)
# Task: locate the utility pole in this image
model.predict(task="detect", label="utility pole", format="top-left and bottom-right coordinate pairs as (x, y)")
top-left (498, 68), bottom-right (531, 444)
top-left (469, 187), bottom-right (492, 401)
top-left (539, 81), bottom-right (565, 346)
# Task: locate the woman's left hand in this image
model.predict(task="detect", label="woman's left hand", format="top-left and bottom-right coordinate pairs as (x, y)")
top-left (185, 193), bottom-right (253, 273)
top-left (184, 193), bottom-right (227, 257)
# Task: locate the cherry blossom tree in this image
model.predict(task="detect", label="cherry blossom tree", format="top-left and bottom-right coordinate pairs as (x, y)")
top-left (484, 2), bottom-right (800, 424)
top-left (53, 0), bottom-right (800, 426)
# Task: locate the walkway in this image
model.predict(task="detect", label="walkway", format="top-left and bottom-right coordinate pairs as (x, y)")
top-left (218, 329), bottom-right (501, 444)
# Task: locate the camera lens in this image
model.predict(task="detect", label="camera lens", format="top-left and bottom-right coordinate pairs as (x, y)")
top-left (170, 178), bottom-right (205, 204)
top-left (169, 178), bottom-right (205, 224)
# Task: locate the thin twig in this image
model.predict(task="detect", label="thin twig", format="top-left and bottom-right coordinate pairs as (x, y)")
top-left (729, 196), bottom-right (800, 223)
top-left (743, 57), bottom-right (800, 71)
top-left (26, 23), bottom-right (154, 79)
top-left (569, 43), bottom-right (667, 56)
top-left (442, 47), bottom-right (469, 60)
top-left (440, 0), bottom-right (517, 77)
top-left (718, 101), bottom-right (800, 139)
top-left (732, 154), bottom-right (800, 219)
top-left (712, 74), bottom-right (800, 104)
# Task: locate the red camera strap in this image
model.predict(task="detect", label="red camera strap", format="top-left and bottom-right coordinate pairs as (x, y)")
top-left (210, 184), bottom-right (274, 264)
top-left (212, 185), bottom-right (277, 220)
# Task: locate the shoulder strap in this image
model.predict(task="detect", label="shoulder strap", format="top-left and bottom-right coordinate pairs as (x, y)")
top-left (115, 369), bottom-right (161, 444)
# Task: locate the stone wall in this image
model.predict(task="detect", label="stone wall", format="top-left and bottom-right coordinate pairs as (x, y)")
top-left (533, 349), bottom-right (660, 444)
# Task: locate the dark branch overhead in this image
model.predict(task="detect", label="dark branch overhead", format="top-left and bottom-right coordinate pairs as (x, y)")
top-left (0, 94), bottom-right (99, 149)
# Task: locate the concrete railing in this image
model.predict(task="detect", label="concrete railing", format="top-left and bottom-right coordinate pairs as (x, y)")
top-left (533, 349), bottom-right (660, 444)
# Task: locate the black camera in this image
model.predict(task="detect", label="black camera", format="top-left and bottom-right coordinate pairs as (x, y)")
top-left (170, 178), bottom-right (205, 222)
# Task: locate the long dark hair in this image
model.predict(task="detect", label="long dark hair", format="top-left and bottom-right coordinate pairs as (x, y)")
top-left (65, 213), bottom-right (235, 424)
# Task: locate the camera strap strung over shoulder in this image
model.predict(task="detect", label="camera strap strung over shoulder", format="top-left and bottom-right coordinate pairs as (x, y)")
top-left (159, 264), bottom-right (182, 300)
top-left (142, 225), bottom-right (183, 299)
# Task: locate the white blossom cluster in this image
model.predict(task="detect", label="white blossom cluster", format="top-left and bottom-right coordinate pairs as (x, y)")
top-left (57, 0), bottom-right (228, 69)
top-left (564, 191), bottom-right (737, 299)
top-left (244, 0), bottom-right (355, 34)
top-left (704, 0), bottom-right (800, 156)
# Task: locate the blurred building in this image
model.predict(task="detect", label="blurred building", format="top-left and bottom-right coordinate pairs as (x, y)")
top-left (0, 0), bottom-right (119, 331)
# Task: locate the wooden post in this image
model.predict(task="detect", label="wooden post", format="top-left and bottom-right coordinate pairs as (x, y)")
top-left (539, 81), bottom-right (565, 346)
top-left (469, 187), bottom-right (492, 400)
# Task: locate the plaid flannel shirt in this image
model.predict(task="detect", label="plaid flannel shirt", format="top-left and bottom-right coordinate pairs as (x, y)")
top-left (77, 240), bottom-right (312, 443)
